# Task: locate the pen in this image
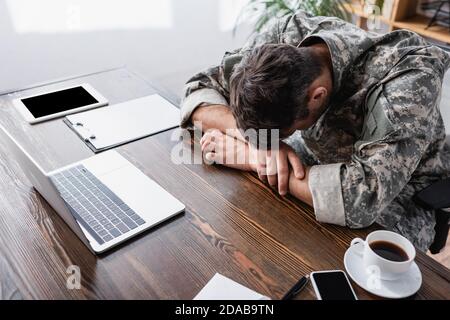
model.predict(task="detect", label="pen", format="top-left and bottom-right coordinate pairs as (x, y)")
top-left (281, 275), bottom-right (309, 300)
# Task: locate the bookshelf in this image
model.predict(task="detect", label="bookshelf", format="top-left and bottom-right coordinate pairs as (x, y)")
top-left (346, 0), bottom-right (450, 44)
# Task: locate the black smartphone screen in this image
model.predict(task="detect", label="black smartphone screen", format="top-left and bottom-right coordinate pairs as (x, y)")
top-left (312, 272), bottom-right (357, 300)
top-left (21, 86), bottom-right (98, 118)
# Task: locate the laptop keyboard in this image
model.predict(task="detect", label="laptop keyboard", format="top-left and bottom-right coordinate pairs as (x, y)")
top-left (51, 165), bottom-right (146, 245)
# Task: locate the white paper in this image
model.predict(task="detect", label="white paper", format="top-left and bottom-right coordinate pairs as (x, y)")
top-left (66, 94), bottom-right (179, 151)
top-left (194, 273), bottom-right (270, 300)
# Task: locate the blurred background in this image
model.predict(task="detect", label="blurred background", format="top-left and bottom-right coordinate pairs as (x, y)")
top-left (0, 0), bottom-right (253, 95)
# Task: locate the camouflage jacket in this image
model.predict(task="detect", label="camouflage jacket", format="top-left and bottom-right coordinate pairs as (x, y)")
top-left (180, 11), bottom-right (450, 251)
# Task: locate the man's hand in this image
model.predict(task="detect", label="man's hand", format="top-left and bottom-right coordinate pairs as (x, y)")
top-left (201, 130), bottom-right (305, 196)
top-left (254, 142), bottom-right (305, 196)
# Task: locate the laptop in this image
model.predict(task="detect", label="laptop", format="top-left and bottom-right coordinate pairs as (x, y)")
top-left (0, 125), bottom-right (185, 254)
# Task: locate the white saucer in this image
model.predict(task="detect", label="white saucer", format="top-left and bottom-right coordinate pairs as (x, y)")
top-left (344, 243), bottom-right (422, 299)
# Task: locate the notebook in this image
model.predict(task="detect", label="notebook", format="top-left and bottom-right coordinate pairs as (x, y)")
top-left (64, 94), bottom-right (179, 153)
top-left (194, 273), bottom-right (270, 300)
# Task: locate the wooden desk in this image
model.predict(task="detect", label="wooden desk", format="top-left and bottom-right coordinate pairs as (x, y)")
top-left (0, 68), bottom-right (448, 300)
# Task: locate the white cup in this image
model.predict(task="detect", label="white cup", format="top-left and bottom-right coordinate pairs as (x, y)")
top-left (350, 230), bottom-right (416, 281)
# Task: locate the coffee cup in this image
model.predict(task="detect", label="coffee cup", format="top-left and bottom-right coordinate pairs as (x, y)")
top-left (350, 230), bottom-right (416, 281)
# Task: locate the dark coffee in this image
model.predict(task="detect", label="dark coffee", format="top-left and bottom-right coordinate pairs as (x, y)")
top-left (369, 241), bottom-right (409, 262)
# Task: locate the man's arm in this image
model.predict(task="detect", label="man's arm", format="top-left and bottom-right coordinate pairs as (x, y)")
top-left (288, 168), bottom-right (313, 206)
top-left (180, 63), bottom-right (233, 130)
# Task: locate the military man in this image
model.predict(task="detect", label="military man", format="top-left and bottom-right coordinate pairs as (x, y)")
top-left (180, 10), bottom-right (450, 251)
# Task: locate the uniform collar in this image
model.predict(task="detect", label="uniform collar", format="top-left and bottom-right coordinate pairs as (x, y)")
top-left (299, 27), bottom-right (377, 96)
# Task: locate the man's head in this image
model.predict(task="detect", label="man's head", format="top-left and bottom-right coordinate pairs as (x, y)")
top-left (229, 43), bottom-right (333, 145)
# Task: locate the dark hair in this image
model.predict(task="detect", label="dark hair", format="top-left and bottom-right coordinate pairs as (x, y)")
top-left (229, 43), bottom-right (324, 143)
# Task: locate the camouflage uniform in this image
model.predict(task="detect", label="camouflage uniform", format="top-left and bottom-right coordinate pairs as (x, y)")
top-left (180, 11), bottom-right (450, 251)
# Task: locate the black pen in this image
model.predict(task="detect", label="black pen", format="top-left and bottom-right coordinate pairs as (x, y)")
top-left (281, 275), bottom-right (309, 300)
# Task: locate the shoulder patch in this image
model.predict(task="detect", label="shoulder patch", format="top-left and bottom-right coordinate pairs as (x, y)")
top-left (356, 85), bottom-right (395, 150)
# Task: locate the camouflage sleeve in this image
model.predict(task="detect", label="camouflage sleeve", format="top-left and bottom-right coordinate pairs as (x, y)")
top-left (180, 11), bottom-right (317, 128)
top-left (309, 69), bottom-right (442, 228)
top-left (180, 49), bottom-right (240, 128)
top-left (284, 131), bottom-right (320, 166)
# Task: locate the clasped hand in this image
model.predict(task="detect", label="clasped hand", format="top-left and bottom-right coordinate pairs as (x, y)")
top-left (200, 129), bottom-right (305, 196)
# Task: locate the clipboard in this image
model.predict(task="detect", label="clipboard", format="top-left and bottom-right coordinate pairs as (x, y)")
top-left (64, 94), bottom-right (179, 153)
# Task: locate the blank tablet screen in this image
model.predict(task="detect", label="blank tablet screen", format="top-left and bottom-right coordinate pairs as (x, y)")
top-left (21, 86), bottom-right (98, 118)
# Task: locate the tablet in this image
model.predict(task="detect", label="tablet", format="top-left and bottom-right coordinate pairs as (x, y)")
top-left (14, 83), bottom-right (108, 124)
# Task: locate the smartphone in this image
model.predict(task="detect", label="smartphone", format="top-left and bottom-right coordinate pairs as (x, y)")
top-left (310, 270), bottom-right (358, 300)
top-left (14, 83), bottom-right (108, 124)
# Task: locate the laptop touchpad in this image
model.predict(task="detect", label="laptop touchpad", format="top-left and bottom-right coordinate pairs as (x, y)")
top-left (96, 165), bottom-right (184, 225)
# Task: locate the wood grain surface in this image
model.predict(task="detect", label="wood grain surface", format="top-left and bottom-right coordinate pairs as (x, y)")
top-left (0, 68), bottom-right (448, 300)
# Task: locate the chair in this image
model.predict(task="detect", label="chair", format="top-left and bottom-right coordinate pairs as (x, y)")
top-left (417, 53), bottom-right (450, 254)
top-left (414, 178), bottom-right (450, 254)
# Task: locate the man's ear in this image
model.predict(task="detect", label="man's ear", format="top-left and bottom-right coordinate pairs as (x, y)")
top-left (309, 86), bottom-right (328, 111)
